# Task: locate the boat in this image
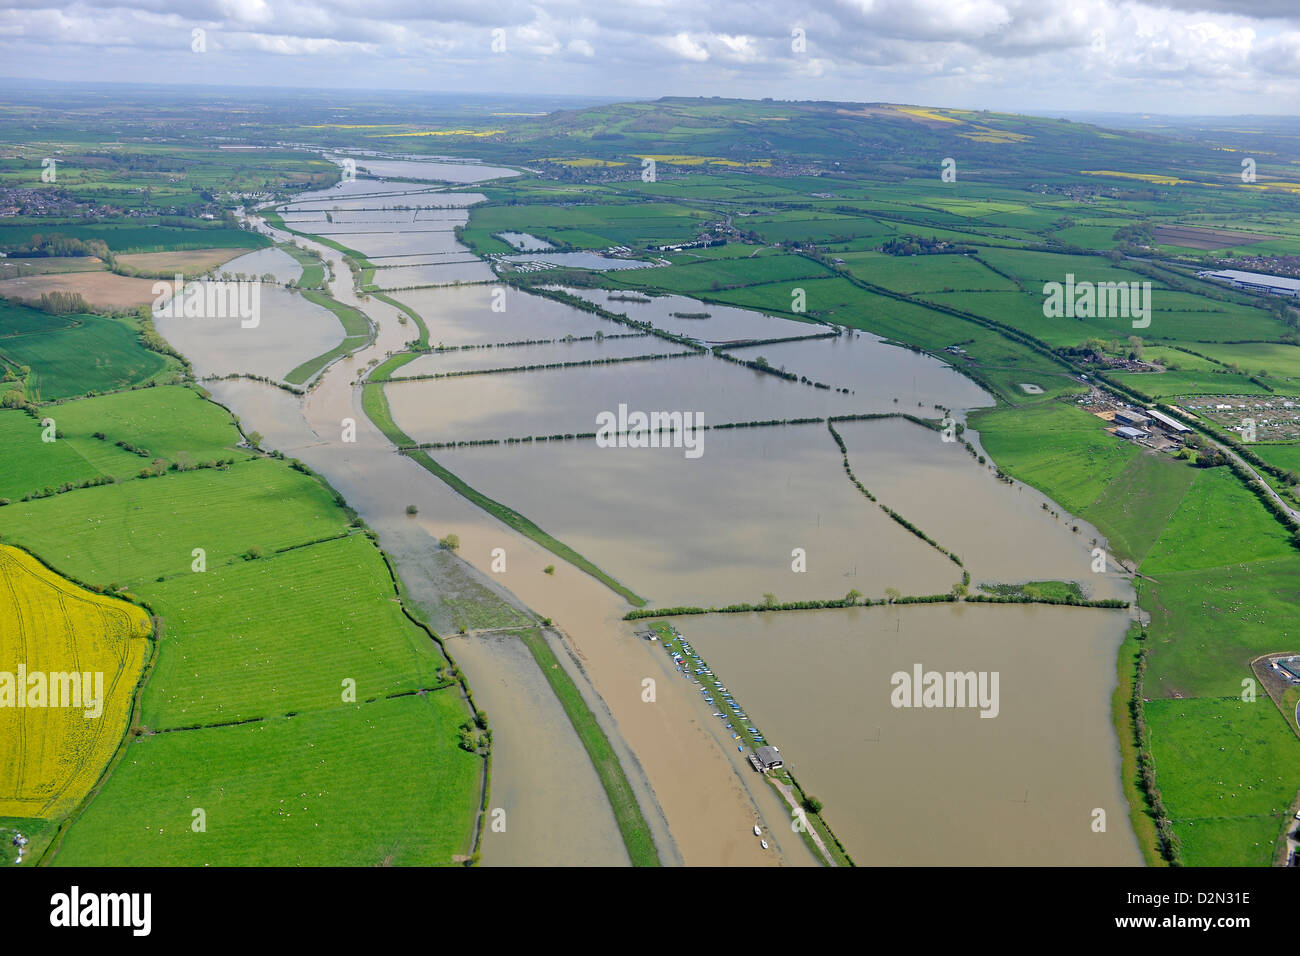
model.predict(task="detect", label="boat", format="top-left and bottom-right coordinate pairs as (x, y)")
top-left (753, 824), bottom-right (762, 836)
top-left (760, 840), bottom-right (769, 850)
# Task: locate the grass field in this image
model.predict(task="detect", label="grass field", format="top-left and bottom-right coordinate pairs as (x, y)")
top-left (1142, 556), bottom-right (1300, 698)
top-left (0, 457), bottom-right (348, 588)
top-left (0, 544), bottom-right (152, 820)
top-left (1086, 452), bottom-right (1197, 565)
top-left (1140, 468), bottom-right (1296, 575)
top-left (278, 243), bottom-right (322, 288)
top-left (138, 534), bottom-right (449, 729)
top-left (970, 401), bottom-right (1139, 516)
top-left (0, 303), bottom-right (174, 401)
top-left (52, 691), bottom-right (480, 866)
top-left (1146, 696), bottom-right (1299, 866)
top-left (0, 384), bottom-right (484, 865)
top-left (0, 386), bottom-right (245, 501)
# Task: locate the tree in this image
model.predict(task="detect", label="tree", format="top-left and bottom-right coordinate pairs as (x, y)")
top-left (762, 592), bottom-right (777, 608)
top-left (406, 504), bottom-right (418, 516)
top-left (247, 430), bottom-right (263, 449)
top-left (885, 586), bottom-right (901, 604)
top-left (801, 795), bottom-right (824, 814)
top-left (844, 588), bottom-right (862, 606)
top-left (439, 533), bottom-right (460, 551)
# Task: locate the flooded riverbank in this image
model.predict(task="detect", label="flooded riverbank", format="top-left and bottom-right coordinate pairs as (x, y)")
top-left (674, 604), bottom-right (1142, 865)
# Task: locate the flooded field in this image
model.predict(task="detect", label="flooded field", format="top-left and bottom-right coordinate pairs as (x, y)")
top-left (555, 287), bottom-right (821, 343)
top-left (222, 178), bottom-right (1145, 867)
top-left (281, 180), bottom-right (446, 207)
top-left (499, 231), bottom-right (553, 251)
top-left (317, 231), bottom-right (472, 260)
top-left (345, 158), bottom-right (519, 182)
top-left (384, 352), bottom-right (946, 445)
top-left (399, 334), bottom-right (690, 376)
top-left (430, 427), bottom-right (960, 607)
top-left (289, 216), bottom-right (464, 233)
top-left (730, 333), bottom-right (993, 409)
top-left (154, 284), bottom-right (346, 381)
top-left (838, 418), bottom-right (1131, 599)
top-left (503, 252), bottom-right (653, 270)
top-left (219, 246), bottom-right (303, 285)
top-left (675, 604), bottom-right (1142, 865)
top-left (447, 630), bottom-right (629, 866)
top-left (393, 285), bottom-right (613, 346)
top-left (371, 260), bottom-right (497, 288)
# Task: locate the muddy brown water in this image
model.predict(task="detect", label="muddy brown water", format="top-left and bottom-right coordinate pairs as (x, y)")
top-left (384, 350), bottom-right (972, 446)
top-left (837, 417), bottom-right (1132, 600)
top-left (429, 427), bottom-right (960, 607)
top-left (154, 284), bottom-right (346, 382)
top-left (212, 192), bottom-right (1143, 866)
top-left (397, 285), bottom-right (614, 347)
top-left (399, 335), bottom-right (689, 376)
top-left (673, 604), bottom-right (1143, 865)
top-left (219, 246), bottom-right (303, 285)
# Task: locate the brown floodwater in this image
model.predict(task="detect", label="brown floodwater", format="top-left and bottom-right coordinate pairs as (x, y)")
top-left (219, 246), bottom-right (303, 285)
top-left (838, 417), bottom-right (1132, 600)
top-left (430, 427), bottom-right (961, 607)
top-left (384, 349), bottom-right (973, 446)
top-left (395, 285), bottom-right (613, 347)
top-left (154, 284), bottom-right (346, 382)
top-left (226, 187), bottom-right (1142, 867)
top-left (371, 260), bottom-right (498, 287)
top-left (674, 604), bottom-right (1142, 865)
top-left (218, 206), bottom-right (786, 866)
top-left (729, 333), bottom-right (992, 410)
top-left (399, 334), bottom-right (688, 376)
top-left (448, 631), bottom-right (629, 866)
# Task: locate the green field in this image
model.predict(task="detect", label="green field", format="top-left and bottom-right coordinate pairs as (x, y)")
top-left (1085, 452), bottom-right (1197, 565)
top-left (1142, 556), bottom-right (1300, 698)
top-left (1140, 467), bottom-right (1295, 574)
top-left (970, 401), bottom-right (1138, 516)
top-left (0, 386), bottom-right (245, 501)
top-left (53, 692), bottom-right (479, 866)
top-left (1146, 697), bottom-right (1299, 867)
top-left (139, 534), bottom-right (449, 728)
top-left (0, 457), bottom-right (348, 587)
top-left (0, 302), bottom-right (175, 401)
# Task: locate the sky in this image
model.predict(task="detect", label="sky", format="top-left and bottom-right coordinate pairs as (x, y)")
top-left (2, 0), bottom-right (1299, 114)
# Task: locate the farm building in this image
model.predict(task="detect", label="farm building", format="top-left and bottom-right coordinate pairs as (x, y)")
top-left (1200, 269), bottom-right (1300, 297)
top-left (1145, 409), bottom-right (1193, 434)
top-left (1114, 410), bottom-right (1150, 428)
top-left (1277, 658), bottom-right (1300, 683)
top-left (1115, 425), bottom-right (1149, 440)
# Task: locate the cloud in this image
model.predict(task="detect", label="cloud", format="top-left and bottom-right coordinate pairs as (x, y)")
top-left (0, 0), bottom-right (1296, 112)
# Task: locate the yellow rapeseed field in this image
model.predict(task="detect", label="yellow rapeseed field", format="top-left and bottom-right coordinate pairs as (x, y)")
top-left (0, 545), bottom-right (151, 820)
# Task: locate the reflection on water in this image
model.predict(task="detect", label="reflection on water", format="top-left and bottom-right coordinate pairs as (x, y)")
top-left (219, 246), bottom-right (303, 286)
top-left (839, 418), bottom-right (1132, 600)
top-left (385, 349), bottom-right (971, 446)
top-left (432, 428), bottom-right (960, 607)
top-left (155, 285), bottom-right (344, 382)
